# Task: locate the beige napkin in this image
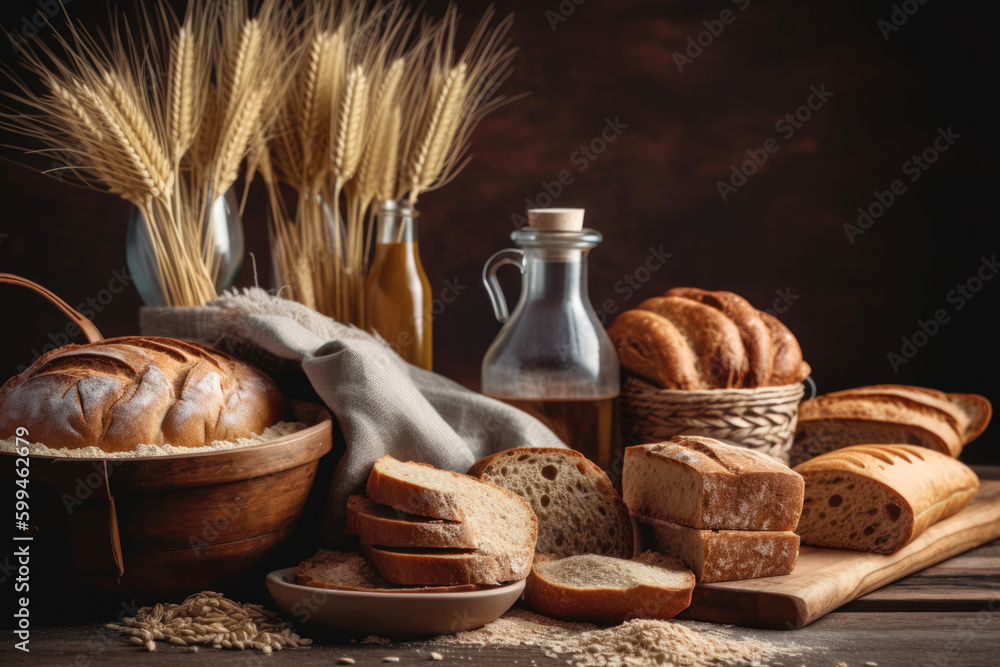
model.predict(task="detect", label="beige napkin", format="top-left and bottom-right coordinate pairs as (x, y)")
top-left (140, 288), bottom-right (565, 540)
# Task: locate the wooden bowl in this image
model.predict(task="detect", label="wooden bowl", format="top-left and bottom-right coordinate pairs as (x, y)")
top-left (2, 400), bottom-right (332, 594)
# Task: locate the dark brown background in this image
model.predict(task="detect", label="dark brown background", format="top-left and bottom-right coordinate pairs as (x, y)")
top-left (1, 0), bottom-right (996, 462)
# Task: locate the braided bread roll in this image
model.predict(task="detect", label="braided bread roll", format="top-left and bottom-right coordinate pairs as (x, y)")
top-left (608, 287), bottom-right (810, 389)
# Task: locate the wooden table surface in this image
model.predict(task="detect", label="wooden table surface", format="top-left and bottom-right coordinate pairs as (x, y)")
top-left (4, 469), bottom-right (999, 666)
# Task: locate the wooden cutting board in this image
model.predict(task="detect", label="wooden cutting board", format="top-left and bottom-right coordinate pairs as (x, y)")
top-left (679, 479), bottom-right (1000, 629)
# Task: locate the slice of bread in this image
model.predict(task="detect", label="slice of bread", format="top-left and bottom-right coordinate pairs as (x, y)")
top-left (361, 544), bottom-right (529, 587)
top-left (524, 552), bottom-right (695, 623)
top-left (793, 444), bottom-right (980, 554)
top-left (468, 448), bottom-right (633, 558)
top-left (364, 456), bottom-right (537, 585)
top-left (791, 384), bottom-right (992, 465)
top-left (623, 436), bottom-right (804, 531)
top-left (346, 495), bottom-right (478, 549)
top-left (295, 549), bottom-right (482, 593)
top-left (632, 514), bottom-right (799, 583)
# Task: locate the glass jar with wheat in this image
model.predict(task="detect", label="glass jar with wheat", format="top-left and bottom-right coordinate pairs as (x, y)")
top-left (0, 0), bottom-right (290, 307)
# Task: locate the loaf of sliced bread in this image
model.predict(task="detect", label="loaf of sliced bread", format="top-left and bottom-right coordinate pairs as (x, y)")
top-left (632, 514), bottom-right (799, 583)
top-left (791, 384), bottom-right (992, 465)
top-left (524, 552), bottom-right (695, 623)
top-left (623, 436), bottom-right (804, 531)
top-left (295, 549), bottom-right (482, 593)
top-left (364, 456), bottom-right (537, 585)
top-left (346, 495), bottom-right (478, 549)
top-left (793, 445), bottom-right (980, 554)
top-left (468, 448), bottom-right (633, 558)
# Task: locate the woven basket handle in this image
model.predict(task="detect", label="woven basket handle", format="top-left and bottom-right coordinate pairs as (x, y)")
top-left (0, 273), bottom-right (104, 343)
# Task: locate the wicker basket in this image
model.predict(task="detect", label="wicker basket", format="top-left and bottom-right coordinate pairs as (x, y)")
top-left (620, 377), bottom-right (805, 463)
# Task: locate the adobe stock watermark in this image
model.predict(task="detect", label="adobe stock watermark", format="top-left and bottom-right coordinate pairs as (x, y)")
top-left (594, 246), bottom-right (673, 324)
top-left (887, 253), bottom-right (996, 372)
top-left (672, 0), bottom-right (751, 73)
top-left (511, 116), bottom-right (628, 228)
top-left (716, 84), bottom-right (833, 202)
top-left (878, 0), bottom-right (930, 41)
top-left (844, 126), bottom-right (960, 244)
top-left (545, 0), bottom-right (588, 31)
top-left (5, 0), bottom-right (71, 54)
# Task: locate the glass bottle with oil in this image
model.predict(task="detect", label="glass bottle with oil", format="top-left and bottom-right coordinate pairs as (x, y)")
top-left (364, 200), bottom-right (433, 370)
top-left (481, 209), bottom-right (621, 476)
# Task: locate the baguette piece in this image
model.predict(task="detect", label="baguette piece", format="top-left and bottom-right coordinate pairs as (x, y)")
top-left (468, 448), bottom-right (633, 558)
top-left (295, 549), bottom-right (482, 593)
top-left (632, 514), bottom-right (799, 583)
top-left (791, 384), bottom-right (992, 465)
top-left (793, 445), bottom-right (980, 554)
top-left (524, 552), bottom-right (695, 623)
top-left (346, 495), bottom-right (478, 549)
top-left (365, 456), bottom-right (537, 585)
top-left (623, 437), bottom-right (805, 531)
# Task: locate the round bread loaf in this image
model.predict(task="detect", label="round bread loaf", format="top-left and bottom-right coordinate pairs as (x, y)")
top-left (0, 336), bottom-right (288, 453)
top-left (607, 287), bottom-right (810, 389)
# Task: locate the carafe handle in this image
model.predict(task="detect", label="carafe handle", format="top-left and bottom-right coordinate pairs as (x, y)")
top-left (482, 248), bottom-right (525, 323)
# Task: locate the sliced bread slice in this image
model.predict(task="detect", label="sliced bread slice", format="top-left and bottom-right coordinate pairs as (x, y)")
top-left (295, 549), bottom-right (482, 593)
top-left (364, 456), bottom-right (538, 584)
top-left (361, 544), bottom-right (527, 587)
top-left (468, 447), bottom-right (633, 558)
top-left (346, 495), bottom-right (478, 549)
top-left (793, 444), bottom-right (980, 554)
top-left (524, 552), bottom-right (695, 623)
top-left (632, 514), bottom-right (799, 583)
top-left (623, 436), bottom-right (804, 531)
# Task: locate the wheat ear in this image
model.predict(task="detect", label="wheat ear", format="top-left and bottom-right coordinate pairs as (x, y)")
top-left (406, 63), bottom-right (466, 200)
top-left (167, 25), bottom-right (197, 163)
top-left (331, 66), bottom-right (369, 186)
top-left (100, 72), bottom-right (173, 197)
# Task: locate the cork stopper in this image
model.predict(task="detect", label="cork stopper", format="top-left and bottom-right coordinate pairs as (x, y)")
top-left (528, 208), bottom-right (585, 231)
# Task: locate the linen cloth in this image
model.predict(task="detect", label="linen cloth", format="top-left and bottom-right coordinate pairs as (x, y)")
top-left (140, 288), bottom-right (565, 538)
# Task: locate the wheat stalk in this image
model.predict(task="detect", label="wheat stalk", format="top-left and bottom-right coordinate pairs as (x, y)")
top-left (167, 25), bottom-right (197, 164)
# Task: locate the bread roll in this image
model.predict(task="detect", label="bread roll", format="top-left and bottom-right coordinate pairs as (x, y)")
top-left (607, 287), bottom-right (810, 390)
top-left (0, 336), bottom-right (287, 453)
top-left (793, 445), bottom-right (979, 554)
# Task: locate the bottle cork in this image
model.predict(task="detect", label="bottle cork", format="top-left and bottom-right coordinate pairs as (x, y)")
top-left (528, 208), bottom-right (585, 231)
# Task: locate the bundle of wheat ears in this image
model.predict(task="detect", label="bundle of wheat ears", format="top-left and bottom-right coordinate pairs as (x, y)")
top-left (1, 0), bottom-right (516, 317)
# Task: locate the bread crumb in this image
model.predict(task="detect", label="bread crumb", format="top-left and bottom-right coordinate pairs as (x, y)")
top-left (0, 421), bottom-right (305, 458)
top-left (336, 659), bottom-right (355, 665)
top-left (364, 635), bottom-right (392, 644)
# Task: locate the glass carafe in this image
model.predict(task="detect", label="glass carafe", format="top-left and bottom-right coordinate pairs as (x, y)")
top-left (365, 200), bottom-right (433, 370)
top-left (481, 217), bottom-right (621, 473)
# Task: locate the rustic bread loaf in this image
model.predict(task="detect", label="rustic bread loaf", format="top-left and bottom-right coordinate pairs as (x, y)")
top-left (791, 384), bottom-right (992, 465)
top-left (524, 552), bottom-right (695, 623)
top-left (793, 445), bottom-right (980, 554)
top-left (345, 494), bottom-right (478, 549)
top-left (632, 514), bottom-right (799, 583)
top-left (468, 448), bottom-right (633, 558)
top-left (364, 456), bottom-right (537, 585)
top-left (623, 436), bottom-right (805, 531)
top-left (296, 549), bottom-right (482, 593)
top-left (0, 336), bottom-right (287, 453)
top-left (607, 287), bottom-right (810, 389)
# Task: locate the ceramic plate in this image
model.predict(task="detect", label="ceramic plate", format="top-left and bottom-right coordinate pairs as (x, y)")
top-left (265, 567), bottom-right (525, 637)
